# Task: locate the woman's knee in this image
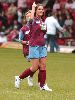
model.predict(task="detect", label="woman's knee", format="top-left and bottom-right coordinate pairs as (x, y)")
top-left (40, 62), bottom-right (46, 70)
top-left (30, 64), bottom-right (39, 72)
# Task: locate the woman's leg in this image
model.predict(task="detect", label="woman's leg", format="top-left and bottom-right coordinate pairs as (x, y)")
top-left (39, 57), bottom-right (46, 87)
top-left (15, 59), bottom-right (39, 88)
top-left (19, 59), bottom-right (39, 79)
top-left (39, 57), bottom-right (52, 91)
top-left (27, 64), bottom-right (40, 87)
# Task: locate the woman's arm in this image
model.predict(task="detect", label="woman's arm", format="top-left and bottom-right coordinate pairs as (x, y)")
top-left (19, 30), bottom-right (29, 45)
top-left (19, 30), bottom-right (24, 42)
top-left (30, 2), bottom-right (37, 19)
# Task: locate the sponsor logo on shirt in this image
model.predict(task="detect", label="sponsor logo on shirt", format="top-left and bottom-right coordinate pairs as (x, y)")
top-left (36, 21), bottom-right (40, 24)
top-left (25, 30), bottom-right (30, 34)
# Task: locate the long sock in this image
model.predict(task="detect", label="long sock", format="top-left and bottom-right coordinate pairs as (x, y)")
top-left (40, 70), bottom-right (46, 87)
top-left (19, 68), bottom-right (34, 79)
top-left (38, 67), bottom-right (40, 83)
top-left (30, 71), bottom-right (35, 77)
top-left (38, 71), bottom-right (40, 83)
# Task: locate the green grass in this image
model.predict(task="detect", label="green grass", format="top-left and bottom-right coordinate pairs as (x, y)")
top-left (0, 48), bottom-right (75, 100)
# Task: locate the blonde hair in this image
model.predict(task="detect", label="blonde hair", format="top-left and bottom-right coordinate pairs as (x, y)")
top-left (25, 10), bottom-right (31, 16)
top-left (22, 10), bottom-right (31, 25)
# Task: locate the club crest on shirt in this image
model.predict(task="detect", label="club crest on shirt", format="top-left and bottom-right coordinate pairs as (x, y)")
top-left (36, 20), bottom-right (40, 24)
top-left (25, 30), bottom-right (30, 34)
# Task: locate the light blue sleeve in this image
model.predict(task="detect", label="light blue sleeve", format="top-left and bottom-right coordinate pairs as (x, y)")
top-left (19, 30), bottom-right (24, 42)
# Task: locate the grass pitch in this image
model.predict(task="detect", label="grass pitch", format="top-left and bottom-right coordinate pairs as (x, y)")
top-left (0, 48), bottom-right (75, 100)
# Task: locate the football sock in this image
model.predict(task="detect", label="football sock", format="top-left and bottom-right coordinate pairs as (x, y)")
top-left (38, 67), bottom-right (40, 83)
top-left (40, 70), bottom-right (46, 87)
top-left (19, 68), bottom-right (34, 79)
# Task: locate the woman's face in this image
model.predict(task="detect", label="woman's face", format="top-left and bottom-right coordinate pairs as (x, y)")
top-left (26, 11), bottom-right (31, 21)
top-left (36, 5), bottom-right (44, 17)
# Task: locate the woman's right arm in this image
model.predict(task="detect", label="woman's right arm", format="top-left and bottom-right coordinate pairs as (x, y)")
top-left (30, 2), bottom-right (37, 19)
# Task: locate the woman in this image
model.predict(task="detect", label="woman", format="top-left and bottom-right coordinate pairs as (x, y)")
top-left (19, 10), bottom-right (32, 60)
top-left (15, 2), bottom-right (41, 87)
top-left (28, 4), bottom-right (52, 91)
top-left (15, 3), bottom-right (52, 92)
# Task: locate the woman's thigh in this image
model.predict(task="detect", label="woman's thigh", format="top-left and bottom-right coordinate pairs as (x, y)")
top-left (30, 59), bottom-right (40, 72)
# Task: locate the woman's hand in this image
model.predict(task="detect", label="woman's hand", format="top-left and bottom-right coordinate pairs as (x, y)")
top-left (31, 2), bottom-right (37, 19)
top-left (32, 2), bottom-right (37, 7)
top-left (22, 41), bottom-right (29, 45)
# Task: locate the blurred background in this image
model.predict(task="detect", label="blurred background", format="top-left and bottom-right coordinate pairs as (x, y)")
top-left (0, 0), bottom-right (75, 47)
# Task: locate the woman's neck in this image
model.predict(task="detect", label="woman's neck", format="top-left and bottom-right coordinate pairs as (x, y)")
top-left (36, 15), bottom-right (41, 20)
